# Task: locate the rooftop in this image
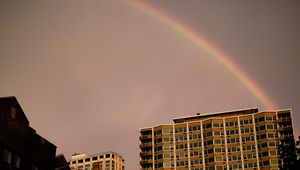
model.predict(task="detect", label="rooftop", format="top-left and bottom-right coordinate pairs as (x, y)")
top-left (173, 108), bottom-right (259, 124)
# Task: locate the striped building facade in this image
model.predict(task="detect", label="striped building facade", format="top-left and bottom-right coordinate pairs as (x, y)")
top-left (69, 151), bottom-right (125, 170)
top-left (139, 108), bottom-right (295, 170)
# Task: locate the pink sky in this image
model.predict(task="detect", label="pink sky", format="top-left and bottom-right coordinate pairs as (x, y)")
top-left (1, 1), bottom-right (300, 169)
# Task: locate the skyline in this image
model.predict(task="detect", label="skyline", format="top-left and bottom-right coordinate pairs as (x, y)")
top-left (1, 1), bottom-right (300, 169)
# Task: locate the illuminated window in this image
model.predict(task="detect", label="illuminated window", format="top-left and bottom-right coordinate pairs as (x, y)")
top-left (11, 107), bottom-right (17, 119)
top-left (15, 155), bottom-right (21, 168)
top-left (32, 164), bottom-right (38, 170)
top-left (3, 149), bottom-right (12, 164)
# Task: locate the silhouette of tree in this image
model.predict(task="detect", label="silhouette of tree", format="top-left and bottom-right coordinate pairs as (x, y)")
top-left (279, 136), bottom-right (300, 170)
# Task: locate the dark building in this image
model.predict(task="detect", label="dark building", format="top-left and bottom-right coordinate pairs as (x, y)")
top-left (55, 154), bottom-right (71, 170)
top-left (0, 96), bottom-right (57, 170)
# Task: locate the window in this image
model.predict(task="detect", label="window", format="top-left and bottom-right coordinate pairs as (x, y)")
top-left (266, 125), bottom-right (274, 129)
top-left (215, 148), bottom-right (225, 153)
top-left (163, 162), bottom-right (173, 167)
top-left (189, 134), bottom-right (201, 140)
top-left (175, 135), bottom-right (186, 141)
top-left (155, 154), bottom-right (163, 160)
top-left (175, 127), bottom-right (186, 133)
top-left (260, 134), bottom-right (267, 139)
top-left (204, 140), bottom-right (213, 146)
top-left (215, 157), bottom-right (223, 162)
top-left (213, 122), bottom-right (223, 127)
top-left (163, 153), bottom-right (173, 158)
top-left (176, 153), bottom-right (187, 158)
top-left (203, 131), bottom-right (213, 137)
top-left (155, 138), bottom-right (162, 143)
top-left (259, 117), bottom-right (265, 122)
top-left (205, 123), bottom-right (212, 129)
top-left (163, 137), bottom-right (173, 142)
top-left (176, 144), bottom-right (187, 150)
top-left (214, 131), bottom-right (222, 136)
top-left (3, 149), bottom-right (12, 164)
top-left (163, 145), bottom-right (173, 150)
top-left (14, 155), bottom-right (21, 168)
top-left (204, 148), bottom-right (214, 154)
top-left (99, 162), bottom-right (103, 170)
top-left (154, 130), bottom-right (162, 135)
top-left (205, 157), bottom-right (214, 163)
top-left (189, 126), bottom-right (201, 132)
top-left (32, 165), bottom-right (38, 170)
top-left (190, 151), bottom-right (201, 157)
top-left (271, 160), bottom-right (278, 164)
top-left (190, 159), bottom-right (202, 165)
top-left (190, 142), bottom-right (201, 148)
top-left (162, 128), bottom-right (173, 134)
top-left (266, 115), bottom-right (273, 120)
top-left (105, 160), bottom-right (110, 170)
top-left (11, 107), bottom-right (17, 119)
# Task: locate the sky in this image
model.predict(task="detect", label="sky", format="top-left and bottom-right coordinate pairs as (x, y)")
top-left (0, 0), bottom-right (300, 169)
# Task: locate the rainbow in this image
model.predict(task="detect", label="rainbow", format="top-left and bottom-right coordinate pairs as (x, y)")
top-left (125, 0), bottom-right (276, 109)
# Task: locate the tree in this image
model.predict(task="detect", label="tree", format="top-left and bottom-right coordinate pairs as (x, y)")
top-left (279, 136), bottom-right (300, 170)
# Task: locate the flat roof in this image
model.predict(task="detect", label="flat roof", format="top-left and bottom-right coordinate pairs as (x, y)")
top-left (173, 107), bottom-right (259, 124)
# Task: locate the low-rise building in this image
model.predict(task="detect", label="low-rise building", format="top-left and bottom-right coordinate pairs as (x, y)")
top-left (69, 151), bottom-right (125, 170)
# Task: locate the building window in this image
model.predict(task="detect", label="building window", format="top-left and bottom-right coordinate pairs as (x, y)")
top-left (32, 164), bottom-right (39, 170)
top-left (11, 106), bottom-right (17, 119)
top-left (105, 160), bottom-right (110, 170)
top-left (14, 155), bottom-right (21, 168)
top-left (3, 149), bottom-right (12, 164)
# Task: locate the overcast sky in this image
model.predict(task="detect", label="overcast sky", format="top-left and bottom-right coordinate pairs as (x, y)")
top-left (1, 0), bottom-right (300, 169)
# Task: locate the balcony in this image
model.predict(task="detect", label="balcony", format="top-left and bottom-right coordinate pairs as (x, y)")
top-left (140, 143), bottom-right (152, 148)
top-left (140, 151), bottom-right (152, 156)
top-left (277, 117), bottom-right (291, 123)
top-left (140, 135), bottom-right (152, 140)
top-left (140, 168), bottom-right (153, 170)
top-left (278, 126), bottom-right (293, 131)
top-left (280, 135), bottom-right (294, 140)
top-left (140, 159), bottom-right (153, 164)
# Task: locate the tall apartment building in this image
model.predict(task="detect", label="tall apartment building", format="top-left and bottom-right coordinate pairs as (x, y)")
top-left (69, 151), bottom-right (125, 170)
top-left (139, 108), bottom-right (295, 170)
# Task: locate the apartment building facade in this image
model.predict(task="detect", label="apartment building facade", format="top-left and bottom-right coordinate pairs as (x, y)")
top-left (69, 151), bottom-right (125, 170)
top-left (139, 108), bottom-right (295, 170)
